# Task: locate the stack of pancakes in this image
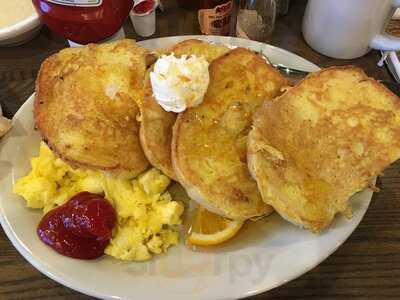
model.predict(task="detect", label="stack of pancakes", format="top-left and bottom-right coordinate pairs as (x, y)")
top-left (35, 39), bottom-right (400, 233)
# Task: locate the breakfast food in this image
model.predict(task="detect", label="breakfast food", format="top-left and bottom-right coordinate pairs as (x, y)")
top-left (37, 192), bottom-right (116, 259)
top-left (140, 39), bottom-right (229, 180)
top-left (14, 142), bottom-right (184, 261)
top-left (103, 168), bottom-right (183, 260)
top-left (34, 39), bottom-right (150, 176)
top-left (172, 47), bottom-right (289, 219)
top-left (13, 37), bottom-right (400, 267)
top-left (248, 66), bottom-right (400, 232)
top-left (0, 0), bottom-right (35, 28)
top-left (187, 206), bottom-right (244, 246)
top-left (158, 39), bottom-right (230, 61)
top-left (150, 54), bottom-right (210, 112)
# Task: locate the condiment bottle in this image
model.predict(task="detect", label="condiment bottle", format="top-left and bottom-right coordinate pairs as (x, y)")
top-left (32, 0), bottom-right (134, 45)
top-left (197, 0), bottom-right (234, 36)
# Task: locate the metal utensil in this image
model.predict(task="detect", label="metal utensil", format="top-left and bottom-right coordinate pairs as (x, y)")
top-left (273, 63), bottom-right (310, 77)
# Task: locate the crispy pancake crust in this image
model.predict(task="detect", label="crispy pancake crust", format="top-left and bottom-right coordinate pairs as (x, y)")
top-left (248, 66), bottom-right (400, 232)
top-left (172, 48), bottom-right (289, 219)
top-left (140, 39), bottom-right (229, 180)
top-left (35, 40), bottom-right (150, 176)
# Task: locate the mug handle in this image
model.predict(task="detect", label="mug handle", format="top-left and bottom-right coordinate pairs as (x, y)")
top-left (370, 0), bottom-right (400, 50)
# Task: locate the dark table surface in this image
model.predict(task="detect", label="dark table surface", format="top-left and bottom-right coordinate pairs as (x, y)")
top-left (1, 1), bottom-right (400, 299)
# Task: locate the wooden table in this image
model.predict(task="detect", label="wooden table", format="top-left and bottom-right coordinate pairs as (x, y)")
top-left (1, 1), bottom-right (400, 299)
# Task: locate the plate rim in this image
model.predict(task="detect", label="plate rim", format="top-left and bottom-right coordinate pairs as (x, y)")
top-left (0, 36), bottom-right (371, 300)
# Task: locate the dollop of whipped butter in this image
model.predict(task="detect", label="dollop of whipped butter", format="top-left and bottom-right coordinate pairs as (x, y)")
top-left (150, 54), bottom-right (210, 113)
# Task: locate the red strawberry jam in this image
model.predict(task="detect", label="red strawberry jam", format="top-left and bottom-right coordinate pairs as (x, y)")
top-left (37, 192), bottom-right (116, 259)
top-left (133, 0), bottom-right (155, 14)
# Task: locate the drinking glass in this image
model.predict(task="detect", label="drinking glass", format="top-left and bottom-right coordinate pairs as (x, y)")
top-left (236, 0), bottom-right (276, 42)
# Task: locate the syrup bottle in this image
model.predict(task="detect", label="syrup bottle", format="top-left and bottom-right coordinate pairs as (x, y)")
top-left (198, 0), bottom-right (234, 36)
top-left (178, 0), bottom-right (234, 35)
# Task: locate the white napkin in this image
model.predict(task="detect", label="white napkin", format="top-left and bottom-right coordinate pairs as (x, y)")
top-left (379, 9), bottom-right (400, 81)
top-left (0, 103), bottom-right (11, 138)
top-left (394, 8), bottom-right (400, 20)
top-left (379, 50), bottom-right (400, 82)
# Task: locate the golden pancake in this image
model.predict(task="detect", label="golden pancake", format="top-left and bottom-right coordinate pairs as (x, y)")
top-left (248, 66), bottom-right (400, 232)
top-left (172, 48), bottom-right (289, 219)
top-left (35, 39), bottom-right (150, 176)
top-left (140, 39), bottom-right (229, 180)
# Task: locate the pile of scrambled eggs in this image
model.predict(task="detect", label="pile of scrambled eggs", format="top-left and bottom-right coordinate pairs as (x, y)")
top-left (14, 142), bottom-right (184, 261)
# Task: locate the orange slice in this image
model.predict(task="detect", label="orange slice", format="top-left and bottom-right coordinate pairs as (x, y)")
top-left (186, 206), bottom-right (244, 246)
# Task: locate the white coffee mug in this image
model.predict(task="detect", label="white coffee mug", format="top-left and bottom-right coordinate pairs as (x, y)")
top-left (302, 0), bottom-right (400, 59)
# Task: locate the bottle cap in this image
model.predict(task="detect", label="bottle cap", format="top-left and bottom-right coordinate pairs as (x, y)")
top-left (68, 28), bottom-right (126, 47)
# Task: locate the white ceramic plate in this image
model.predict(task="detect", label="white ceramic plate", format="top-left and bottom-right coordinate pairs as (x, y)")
top-left (0, 36), bottom-right (373, 300)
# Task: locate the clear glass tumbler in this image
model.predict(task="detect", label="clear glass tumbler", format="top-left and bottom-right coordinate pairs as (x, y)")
top-left (236, 0), bottom-right (277, 42)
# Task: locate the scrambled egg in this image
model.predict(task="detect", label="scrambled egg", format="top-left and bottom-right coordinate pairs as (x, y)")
top-left (13, 142), bottom-right (184, 261)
